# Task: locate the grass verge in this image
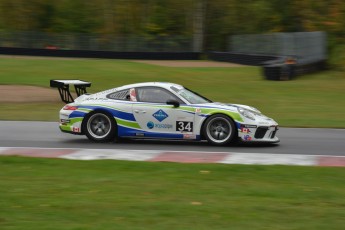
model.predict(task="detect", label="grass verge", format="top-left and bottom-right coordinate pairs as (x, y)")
top-left (1, 57), bottom-right (345, 127)
top-left (0, 156), bottom-right (344, 230)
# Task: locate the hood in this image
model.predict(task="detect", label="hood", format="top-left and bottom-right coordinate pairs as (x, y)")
top-left (229, 103), bottom-right (262, 114)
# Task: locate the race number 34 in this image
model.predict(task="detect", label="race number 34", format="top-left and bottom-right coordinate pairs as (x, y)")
top-left (176, 121), bottom-right (193, 132)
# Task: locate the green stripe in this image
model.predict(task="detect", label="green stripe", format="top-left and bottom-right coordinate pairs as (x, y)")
top-left (70, 117), bottom-right (83, 124)
top-left (179, 106), bottom-right (196, 113)
top-left (77, 108), bottom-right (91, 112)
top-left (134, 104), bottom-right (196, 114)
top-left (116, 118), bottom-right (141, 129)
top-left (200, 108), bottom-right (244, 122)
top-left (60, 125), bottom-right (71, 132)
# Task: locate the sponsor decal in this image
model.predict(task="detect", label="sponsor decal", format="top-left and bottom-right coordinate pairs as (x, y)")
top-left (60, 119), bottom-right (70, 124)
top-left (241, 124), bottom-right (257, 128)
top-left (85, 98), bottom-right (108, 101)
top-left (176, 121), bottom-right (193, 132)
top-left (153, 109), bottom-right (168, 122)
top-left (195, 108), bottom-right (201, 113)
top-left (147, 121), bottom-right (173, 129)
top-left (240, 127), bottom-right (251, 133)
top-left (136, 133), bottom-right (145, 136)
top-left (147, 121), bottom-right (154, 129)
top-left (243, 135), bottom-right (252, 141)
top-left (155, 124), bottom-right (173, 129)
top-left (183, 134), bottom-right (196, 139)
top-left (72, 127), bottom-right (81, 133)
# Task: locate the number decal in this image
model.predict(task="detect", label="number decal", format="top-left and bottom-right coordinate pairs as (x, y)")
top-left (176, 121), bottom-right (193, 132)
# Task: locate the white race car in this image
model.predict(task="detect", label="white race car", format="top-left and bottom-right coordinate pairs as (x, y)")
top-left (51, 80), bottom-right (279, 145)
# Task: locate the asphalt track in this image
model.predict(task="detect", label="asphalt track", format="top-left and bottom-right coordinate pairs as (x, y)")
top-left (0, 121), bottom-right (344, 156)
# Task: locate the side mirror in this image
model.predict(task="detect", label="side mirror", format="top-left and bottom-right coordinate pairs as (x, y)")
top-left (166, 99), bottom-right (180, 108)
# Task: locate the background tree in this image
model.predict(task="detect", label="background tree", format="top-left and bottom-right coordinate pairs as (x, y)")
top-left (0, 0), bottom-right (344, 63)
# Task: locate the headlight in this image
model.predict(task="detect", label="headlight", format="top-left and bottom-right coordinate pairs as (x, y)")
top-left (238, 108), bottom-right (256, 120)
top-left (249, 106), bottom-right (261, 114)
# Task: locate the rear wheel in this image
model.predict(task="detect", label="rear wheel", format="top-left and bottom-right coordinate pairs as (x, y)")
top-left (203, 114), bottom-right (236, 146)
top-left (84, 112), bottom-right (116, 142)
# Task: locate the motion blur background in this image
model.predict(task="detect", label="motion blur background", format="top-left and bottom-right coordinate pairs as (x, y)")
top-left (1, 2), bottom-right (345, 229)
top-left (0, 0), bottom-right (344, 71)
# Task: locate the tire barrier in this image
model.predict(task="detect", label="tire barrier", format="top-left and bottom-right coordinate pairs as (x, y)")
top-left (262, 58), bottom-right (327, 81)
top-left (208, 52), bottom-right (326, 81)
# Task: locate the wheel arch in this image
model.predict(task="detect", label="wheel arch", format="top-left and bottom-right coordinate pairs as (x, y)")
top-left (199, 112), bottom-right (239, 140)
top-left (81, 108), bottom-right (117, 134)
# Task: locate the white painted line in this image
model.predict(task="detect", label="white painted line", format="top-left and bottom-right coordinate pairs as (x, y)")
top-left (220, 153), bottom-right (318, 166)
top-left (60, 149), bottom-right (162, 161)
top-left (0, 147), bottom-right (10, 154)
top-left (1, 147), bottom-right (344, 166)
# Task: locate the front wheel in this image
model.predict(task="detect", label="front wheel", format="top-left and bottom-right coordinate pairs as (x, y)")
top-left (203, 114), bottom-right (236, 146)
top-left (83, 112), bottom-right (116, 142)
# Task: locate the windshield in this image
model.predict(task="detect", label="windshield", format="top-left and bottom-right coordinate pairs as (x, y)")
top-left (172, 87), bottom-right (212, 104)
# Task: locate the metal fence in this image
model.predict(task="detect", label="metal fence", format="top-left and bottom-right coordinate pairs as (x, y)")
top-left (229, 32), bottom-right (327, 64)
top-left (0, 31), bottom-right (327, 61)
top-left (0, 31), bottom-right (194, 52)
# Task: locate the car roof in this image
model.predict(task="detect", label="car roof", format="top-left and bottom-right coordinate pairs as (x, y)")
top-left (92, 82), bottom-right (185, 97)
top-left (114, 82), bottom-right (184, 91)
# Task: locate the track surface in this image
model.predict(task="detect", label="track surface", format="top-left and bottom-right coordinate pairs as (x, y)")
top-left (0, 121), bottom-right (344, 156)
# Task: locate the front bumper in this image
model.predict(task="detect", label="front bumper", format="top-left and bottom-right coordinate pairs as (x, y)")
top-left (238, 124), bottom-right (279, 143)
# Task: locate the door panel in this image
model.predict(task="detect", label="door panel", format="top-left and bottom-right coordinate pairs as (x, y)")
top-left (132, 103), bottom-right (195, 139)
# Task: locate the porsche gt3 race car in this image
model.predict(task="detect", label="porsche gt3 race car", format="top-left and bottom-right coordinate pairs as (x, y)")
top-left (50, 80), bottom-right (279, 145)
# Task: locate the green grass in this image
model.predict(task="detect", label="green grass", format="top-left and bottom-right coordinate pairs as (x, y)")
top-left (1, 57), bottom-right (345, 127)
top-left (0, 156), bottom-right (344, 230)
top-left (0, 102), bottom-right (64, 121)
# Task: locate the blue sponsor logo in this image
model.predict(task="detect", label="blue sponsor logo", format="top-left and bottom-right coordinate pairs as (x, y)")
top-left (147, 121), bottom-right (173, 129)
top-left (155, 123), bottom-right (173, 129)
top-left (147, 121), bottom-right (154, 129)
top-left (153, 109), bottom-right (168, 122)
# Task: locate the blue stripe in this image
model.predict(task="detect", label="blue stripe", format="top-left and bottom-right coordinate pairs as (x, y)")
top-left (77, 105), bottom-right (136, 121)
top-left (69, 111), bottom-right (87, 118)
top-left (118, 126), bottom-right (200, 140)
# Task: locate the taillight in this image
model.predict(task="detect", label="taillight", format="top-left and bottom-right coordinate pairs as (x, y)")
top-left (63, 105), bottom-right (78, 110)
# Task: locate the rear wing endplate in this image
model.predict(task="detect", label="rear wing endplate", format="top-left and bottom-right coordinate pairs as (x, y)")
top-left (50, 80), bottom-right (91, 103)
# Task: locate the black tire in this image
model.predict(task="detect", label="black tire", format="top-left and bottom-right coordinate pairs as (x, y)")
top-left (203, 114), bottom-right (236, 146)
top-left (83, 112), bottom-right (116, 142)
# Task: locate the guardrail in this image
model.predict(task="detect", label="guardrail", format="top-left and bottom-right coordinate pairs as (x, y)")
top-left (207, 52), bottom-right (278, 66)
top-left (0, 47), bottom-right (200, 60)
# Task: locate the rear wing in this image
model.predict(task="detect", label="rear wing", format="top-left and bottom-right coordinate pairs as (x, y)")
top-left (50, 80), bottom-right (91, 103)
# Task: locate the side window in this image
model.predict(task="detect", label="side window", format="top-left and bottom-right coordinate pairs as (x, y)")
top-left (106, 89), bottom-right (130, 100)
top-left (136, 87), bottom-right (182, 103)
